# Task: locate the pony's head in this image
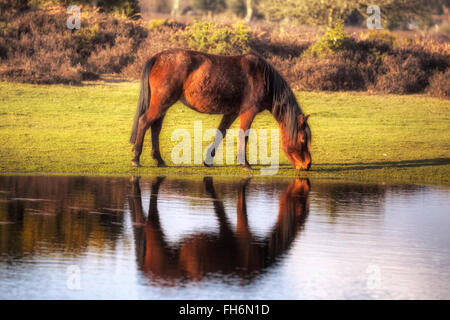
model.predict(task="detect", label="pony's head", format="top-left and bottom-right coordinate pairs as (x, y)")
top-left (259, 55), bottom-right (312, 170)
top-left (281, 114), bottom-right (312, 171)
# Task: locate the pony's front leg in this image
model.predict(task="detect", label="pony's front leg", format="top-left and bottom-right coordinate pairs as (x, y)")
top-left (238, 109), bottom-right (257, 170)
top-left (204, 113), bottom-right (238, 167)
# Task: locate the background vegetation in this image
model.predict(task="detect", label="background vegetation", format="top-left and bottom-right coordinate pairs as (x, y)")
top-left (1, 1), bottom-right (449, 97)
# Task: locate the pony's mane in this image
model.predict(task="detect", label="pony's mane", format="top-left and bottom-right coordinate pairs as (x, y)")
top-left (259, 56), bottom-right (302, 141)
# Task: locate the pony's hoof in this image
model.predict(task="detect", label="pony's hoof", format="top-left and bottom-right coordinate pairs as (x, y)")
top-left (157, 162), bottom-right (167, 168)
top-left (241, 164), bottom-right (253, 171)
top-left (131, 160), bottom-right (142, 167)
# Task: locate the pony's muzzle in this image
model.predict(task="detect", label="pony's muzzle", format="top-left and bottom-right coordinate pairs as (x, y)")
top-left (293, 155), bottom-right (311, 171)
top-left (306, 161), bottom-right (311, 171)
top-left (296, 163), bottom-right (311, 171)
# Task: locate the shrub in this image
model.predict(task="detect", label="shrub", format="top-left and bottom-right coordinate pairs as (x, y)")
top-left (360, 29), bottom-right (395, 47)
top-left (73, 24), bottom-right (101, 45)
top-left (0, 7), bottom-right (147, 83)
top-left (2, 46), bottom-right (83, 84)
top-left (71, 24), bottom-right (106, 64)
top-left (289, 56), bottom-right (366, 91)
top-left (0, 0), bottom-right (30, 14)
top-left (121, 22), bottom-right (184, 78)
top-left (303, 20), bottom-right (353, 58)
top-left (375, 55), bottom-right (428, 94)
top-left (147, 19), bottom-right (167, 30)
top-left (171, 20), bottom-right (251, 55)
top-left (427, 69), bottom-right (450, 98)
top-left (146, 18), bottom-right (184, 30)
top-left (86, 36), bottom-right (135, 74)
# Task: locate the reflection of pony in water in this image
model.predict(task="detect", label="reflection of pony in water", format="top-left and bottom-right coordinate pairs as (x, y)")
top-left (129, 49), bottom-right (312, 171)
top-left (128, 177), bottom-right (310, 284)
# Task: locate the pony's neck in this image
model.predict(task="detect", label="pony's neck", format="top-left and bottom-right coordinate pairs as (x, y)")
top-left (271, 101), bottom-right (301, 142)
top-left (260, 55), bottom-right (302, 140)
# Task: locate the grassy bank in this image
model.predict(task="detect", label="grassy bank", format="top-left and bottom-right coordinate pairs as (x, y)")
top-left (0, 80), bottom-right (449, 185)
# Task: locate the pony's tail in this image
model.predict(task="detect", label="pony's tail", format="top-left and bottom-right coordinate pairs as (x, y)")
top-left (130, 57), bottom-right (156, 144)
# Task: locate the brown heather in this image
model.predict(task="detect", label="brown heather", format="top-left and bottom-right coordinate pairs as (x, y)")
top-left (0, 6), bottom-right (448, 97)
top-left (427, 68), bottom-right (450, 98)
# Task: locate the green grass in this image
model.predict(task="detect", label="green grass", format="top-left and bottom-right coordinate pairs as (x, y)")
top-left (0, 80), bottom-right (449, 185)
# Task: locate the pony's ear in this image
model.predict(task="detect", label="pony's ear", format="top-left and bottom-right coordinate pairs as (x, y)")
top-left (303, 114), bottom-right (310, 123)
top-left (298, 114), bottom-right (310, 127)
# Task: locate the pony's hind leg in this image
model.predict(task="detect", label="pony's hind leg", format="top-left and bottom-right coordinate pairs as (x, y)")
top-left (150, 117), bottom-right (166, 167)
top-left (132, 95), bottom-right (176, 167)
top-left (131, 113), bottom-right (152, 167)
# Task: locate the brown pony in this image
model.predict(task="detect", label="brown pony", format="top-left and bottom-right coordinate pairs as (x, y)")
top-left (129, 49), bottom-right (312, 170)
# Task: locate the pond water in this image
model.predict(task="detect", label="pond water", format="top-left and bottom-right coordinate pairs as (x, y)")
top-left (0, 175), bottom-right (449, 300)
